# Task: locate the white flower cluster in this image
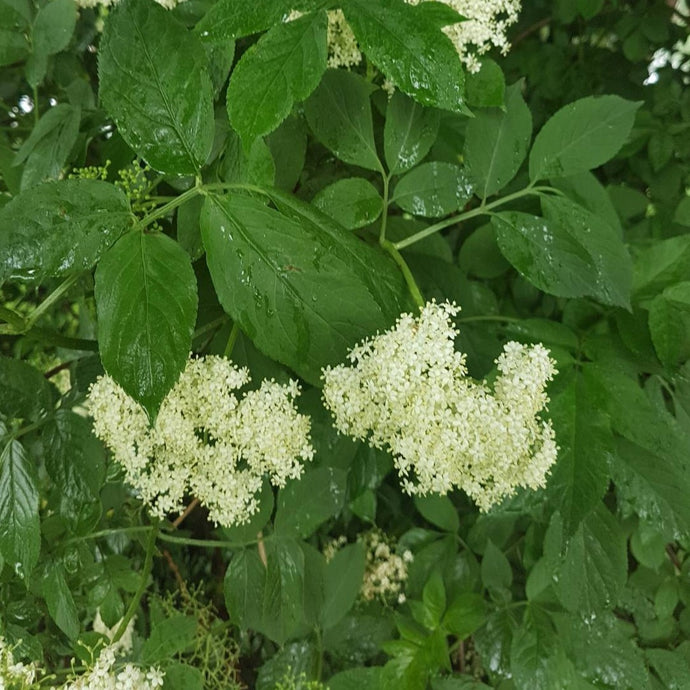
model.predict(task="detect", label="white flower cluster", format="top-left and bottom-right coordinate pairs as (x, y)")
top-left (360, 530), bottom-right (413, 604)
top-left (92, 611), bottom-right (135, 656)
top-left (75, 0), bottom-right (181, 9)
top-left (88, 356), bottom-right (314, 527)
top-left (62, 646), bottom-right (164, 690)
top-left (0, 637), bottom-right (38, 690)
top-left (407, 0), bottom-right (522, 72)
top-left (322, 302), bottom-right (558, 512)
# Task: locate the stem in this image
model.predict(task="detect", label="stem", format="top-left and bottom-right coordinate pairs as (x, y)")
top-left (456, 315), bottom-right (522, 324)
top-left (134, 185), bottom-right (202, 229)
top-left (25, 274), bottom-right (80, 329)
top-left (157, 532), bottom-right (257, 549)
top-left (257, 530), bottom-right (267, 567)
top-left (223, 321), bottom-right (240, 358)
top-left (32, 84), bottom-right (39, 125)
top-left (65, 526), bottom-right (153, 544)
top-left (379, 173), bottom-right (391, 243)
top-left (393, 186), bottom-right (551, 250)
top-left (112, 525), bottom-right (159, 644)
top-left (172, 498), bottom-right (199, 529)
top-left (25, 327), bottom-right (98, 351)
top-left (193, 315), bottom-right (229, 341)
top-left (12, 417), bottom-right (49, 440)
top-left (315, 627), bottom-right (324, 681)
top-left (380, 239), bottom-right (424, 308)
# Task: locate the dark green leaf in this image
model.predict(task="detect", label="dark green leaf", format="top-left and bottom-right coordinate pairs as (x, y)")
top-left (220, 129), bottom-right (275, 187)
top-left (464, 59), bottom-right (505, 108)
top-left (343, 0), bottom-right (465, 112)
top-left (227, 11), bottom-right (327, 149)
top-left (414, 494), bottom-right (459, 533)
top-left (473, 608), bottom-right (519, 679)
top-left (95, 231), bottom-right (198, 416)
top-left (200, 191), bottom-right (408, 384)
top-left (0, 0), bottom-right (29, 66)
top-left (0, 179), bottom-right (130, 284)
top-left (221, 480), bottom-right (274, 545)
top-left (313, 177), bottom-right (382, 230)
top-left (529, 96), bottom-right (641, 181)
top-left (384, 91), bottom-right (440, 174)
top-left (464, 82), bottom-right (532, 199)
top-left (648, 282), bottom-right (690, 367)
top-left (275, 466), bottom-right (347, 538)
top-left (224, 548), bottom-right (267, 632)
top-left (42, 561), bottom-right (79, 639)
top-left (442, 593), bottom-right (486, 639)
top-left (0, 357), bottom-right (55, 422)
top-left (195, 0), bottom-right (290, 42)
top-left (481, 540), bottom-right (512, 593)
top-left (0, 436), bottom-right (40, 577)
top-left (99, 0), bottom-right (215, 174)
top-left (392, 162), bottom-right (473, 217)
top-left (304, 69), bottom-right (381, 172)
top-left (176, 195), bottom-right (204, 261)
top-left (322, 542), bottom-right (366, 630)
top-left (674, 197), bottom-right (690, 227)
top-left (265, 115), bottom-right (308, 192)
top-left (458, 224), bottom-right (510, 279)
top-left (31, 0), bottom-right (76, 58)
top-left (141, 615), bottom-right (196, 664)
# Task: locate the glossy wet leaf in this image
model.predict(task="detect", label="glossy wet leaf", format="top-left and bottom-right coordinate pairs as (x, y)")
top-left (304, 69), bottom-right (381, 172)
top-left (227, 11), bottom-right (327, 150)
top-left (0, 357), bottom-right (56, 422)
top-left (648, 282), bottom-right (690, 368)
top-left (529, 95), bottom-right (641, 181)
top-left (200, 191), bottom-right (408, 384)
top-left (0, 179), bottom-right (131, 283)
top-left (99, 0), bottom-right (214, 174)
top-left (464, 82), bottom-right (532, 199)
top-left (392, 162), bottom-right (473, 217)
top-left (384, 91), bottom-right (440, 174)
top-left (275, 466), bottom-right (347, 538)
top-left (0, 435), bottom-right (40, 577)
top-left (42, 561), bottom-right (79, 640)
top-left (322, 541), bottom-right (366, 630)
top-left (95, 231), bottom-right (198, 417)
top-left (343, 0), bottom-right (465, 112)
top-left (312, 177), bottom-right (382, 230)
top-left (195, 0), bottom-right (290, 42)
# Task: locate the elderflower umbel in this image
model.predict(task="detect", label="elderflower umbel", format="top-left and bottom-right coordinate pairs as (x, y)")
top-left (61, 646), bottom-right (164, 690)
top-left (407, 0), bottom-right (521, 72)
top-left (88, 356), bottom-right (314, 527)
top-left (0, 637), bottom-right (38, 689)
top-left (322, 302), bottom-right (558, 512)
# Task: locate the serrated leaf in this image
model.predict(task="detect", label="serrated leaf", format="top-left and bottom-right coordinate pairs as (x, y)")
top-left (304, 69), bottom-right (381, 172)
top-left (275, 466), bottom-right (347, 538)
top-left (392, 162), bottom-right (473, 217)
top-left (464, 82), bottom-right (532, 199)
top-left (200, 191), bottom-right (408, 384)
top-left (529, 96), bottom-right (641, 181)
top-left (442, 593), bottom-right (486, 639)
top-left (99, 0), bottom-right (214, 174)
top-left (0, 357), bottom-right (56, 422)
top-left (141, 615), bottom-right (196, 664)
top-left (313, 177), bottom-right (382, 230)
top-left (0, 179), bottom-right (130, 284)
top-left (195, 0), bottom-right (290, 42)
top-left (0, 436), bottom-right (40, 577)
top-left (42, 561), bottom-right (79, 639)
top-left (322, 542), bottom-right (366, 630)
top-left (343, 0), bottom-right (465, 112)
top-left (227, 10), bottom-right (327, 150)
top-left (384, 91), bottom-right (440, 174)
top-left (95, 231), bottom-right (198, 416)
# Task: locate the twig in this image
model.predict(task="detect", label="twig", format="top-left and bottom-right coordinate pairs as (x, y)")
top-left (172, 498), bottom-right (199, 529)
top-left (257, 531), bottom-right (267, 567)
top-left (513, 17), bottom-right (552, 46)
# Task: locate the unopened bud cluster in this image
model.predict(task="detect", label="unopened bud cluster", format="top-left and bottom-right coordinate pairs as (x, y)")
top-left (88, 356), bottom-right (314, 527)
top-left (0, 637), bottom-right (38, 689)
top-left (360, 530), bottom-right (413, 604)
top-left (322, 301), bottom-right (557, 512)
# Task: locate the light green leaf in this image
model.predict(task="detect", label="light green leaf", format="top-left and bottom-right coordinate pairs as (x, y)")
top-left (99, 0), bottom-right (215, 174)
top-left (304, 69), bottom-right (381, 172)
top-left (141, 615), bottom-right (196, 664)
top-left (0, 179), bottom-right (131, 283)
top-left (633, 235), bottom-right (690, 301)
top-left (384, 91), bottom-right (440, 174)
top-left (648, 282), bottom-right (690, 367)
top-left (220, 129), bottom-right (275, 187)
top-left (392, 162), bottom-right (473, 217)
top-left (0, 436), bottom-right (40, 577)
top-left (442, 593), bottom-right (486, 639)
top-left (313, 177), bottom-right (382, 230)
top-left (95, 231), bottom-right (198, 416)
top-left (322, 542), bottom-right (366, 630)
top-left (329, 668), bottom-right (384, 690)
top-left (42, 561), bottom-right (79, 639)
top-left (414, 494), bottom-right (459, 533)
top-left (275, 466), bottom-right (347, 538)
top-left (529, 95), bottom-right (641, 181)
top-left (464, 82), bottom-right (532, 199)
top-left (227, 10), bottom-right (327, 150)
top-left (343, 0), bottom-right (465, 112)
top-left (200, 191), bottom-right (407, 384)
top-left (162, 663), bottom-right (204, 690)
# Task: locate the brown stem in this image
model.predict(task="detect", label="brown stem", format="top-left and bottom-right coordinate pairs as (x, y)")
top-left (257, 531), bottom-right (267, 567)
top-left (666, 544), bottom-right (682, 571)
top-left (162, 548), bottom-right (189, 598)
top-left (513, 17), bottom-right (551, 46)
top-left (172, 498), bottom-right (199, 528)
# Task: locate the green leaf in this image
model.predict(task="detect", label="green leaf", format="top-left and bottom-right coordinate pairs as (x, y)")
top-left (414, 494), bottom-right (459, 533)
top-left (556, 505), bottom-right (627, 613)
top-left (313, 177), bottom-right (382, 230)
top-left (464, 82), bottom-right (532, 199)
top-left (648, 282), bottom-right (690, 367)
top-left (529, 95), bottom-right (641, 181)
top-left (0, 0), bottom-right (29, 66)
top-left (458, 224), bottom-right (510, 279)
top-left (195, 0), bottom-right (290, 42)
top-left (633, 235), bottom-right (690, 301)
top-left (0, 179), bottom-right (131, 283)
top-left (99, 0), bottom-right (215, 174)
top-left (224, 548), bottom-right (267, 632)
top-left (95, 231), bottom-right (198, 416)
top-left (431, 676), bottom-right (492, 690)
top-left (329, 667), bottom-right (384, 690)
top-left (464, 59), bottom-right (505, 108)
top-left (0, 357), bottom-right (55, 422)
top-left (384, 91), bottom-right (440, 174)
top-left (343, 0), bottom-right (465, 112)
top-left (322, 542), bottom-right (366, 630)
top-left (0, 436), bottom-right (40, 577)
top-left (547, 368), bottom-right (612, 535)
top-left (442, 593), bottom-right (486, 639)
top-left (13, 104), bottom-right (80, 190)
top-left (200, 191), bottom-right (407, 384)
top-left (141, 615), bottom-right (196, 664)
top-left (221, 480), bottom-right (274, 545)
top-left (646, 648), bottom-right (690, 689)
top-left (227, 10), bottom-right (327, 150)
top-left (674, 197), bottom-right (690, 227)
top-left (304, 69), bottom-right (381, 172)
top-left (266, 115), bottom-right (308, 192)
top-left (162, 662), bottom-right (204, 690)
top-left (392, 162), bottom-right (473, 217)
top-left (481, 540), bottom-right (512, 594)
top-left (31, 0), bottom-right (76, 57)
top-left (256, 641), bottom-right (319, 690)
top-left (422, 570), bottom-right (447, 628)
top-left (220, 129), bottom-right (275, 187)
top-left (42, 561), bottom-right (79, 639)
top-left (473, 608), bottom-right (519, 679)
top-left (275, 466), bottom-right (347, 538)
